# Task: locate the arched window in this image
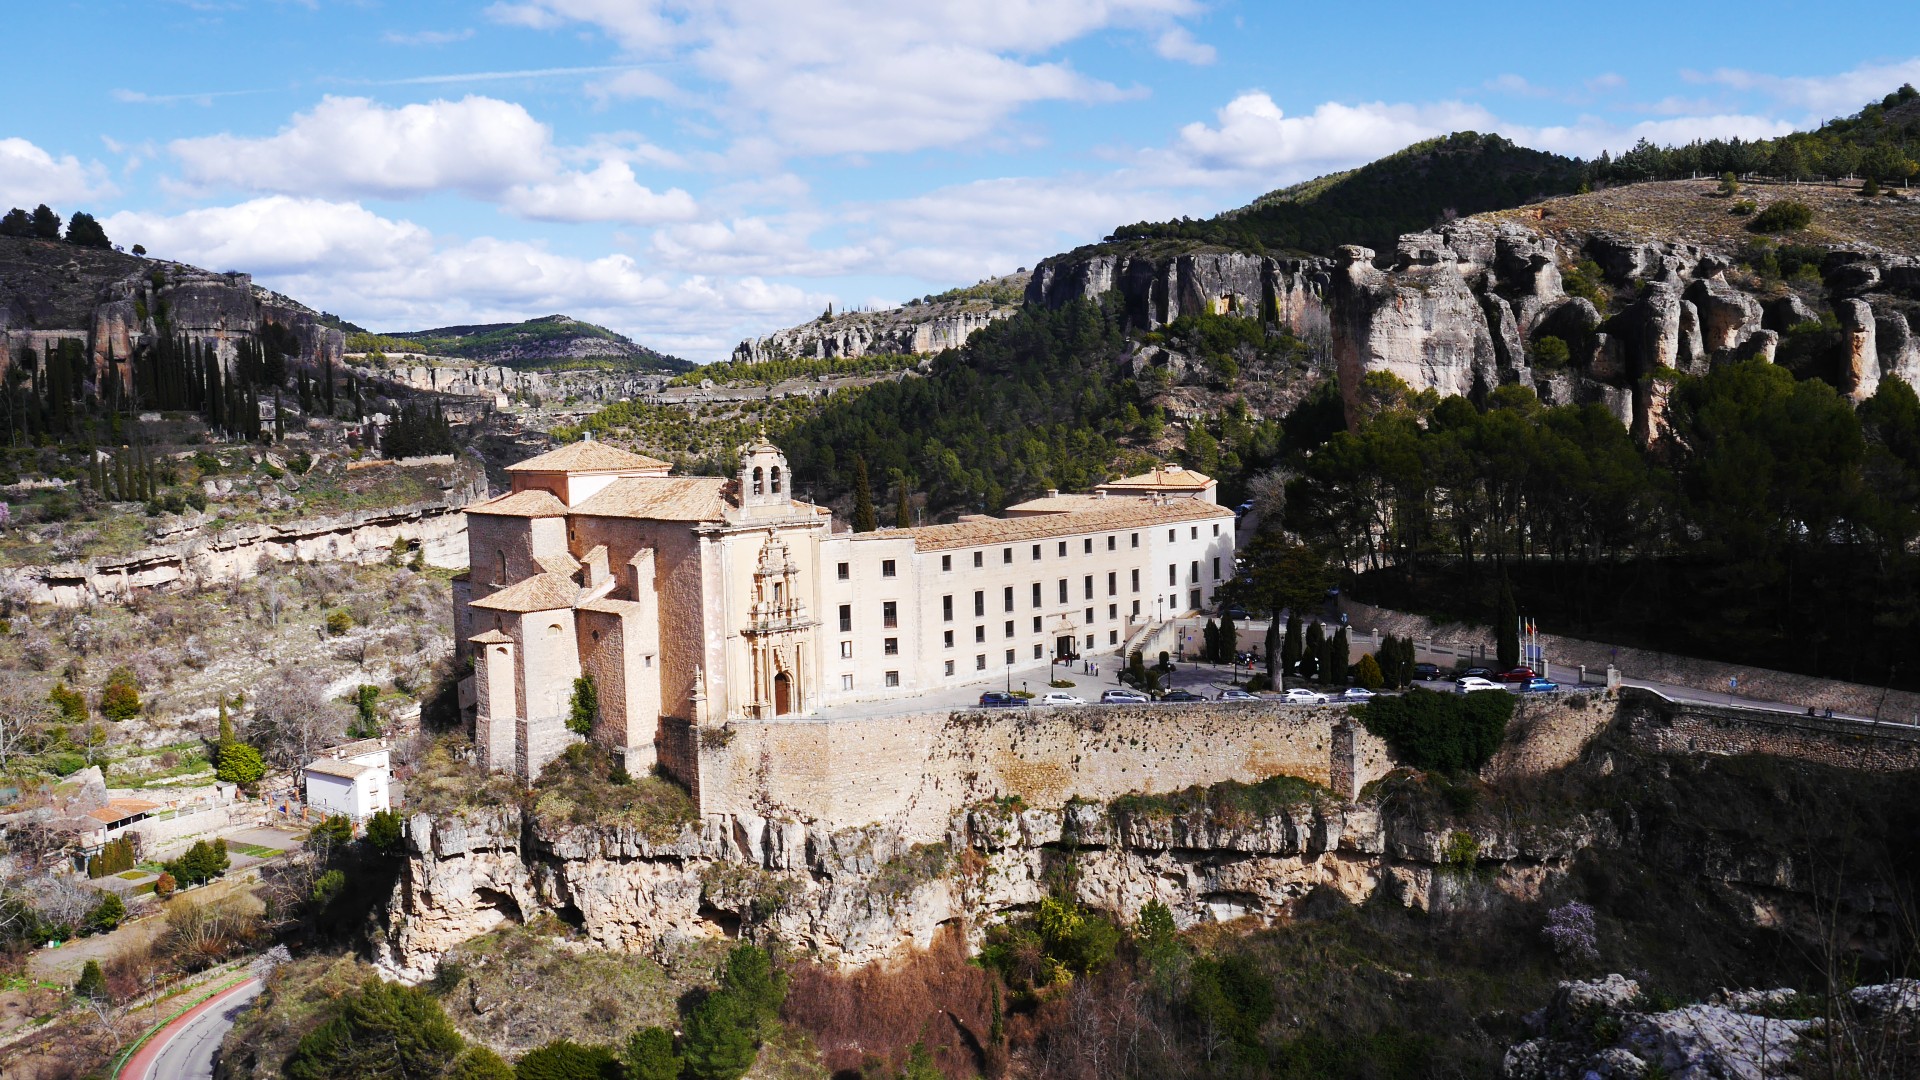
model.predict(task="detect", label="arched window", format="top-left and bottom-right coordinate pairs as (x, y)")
top-left (770, 466), bottom-right (782, 494)
top-left (495, 549), bottom-right (507, 585)
top-left (773, 581), bottom-right (784, 604)
top-left (752, 466), bottom-right (764, 495)
top-left (548, 623), bottom-right (564, 638)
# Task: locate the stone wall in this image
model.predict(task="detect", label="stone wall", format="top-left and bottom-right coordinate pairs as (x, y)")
top-left (1618, 689), bottom-right (1920, 772)
top-left (690, 703), bottom-right (1395, 843)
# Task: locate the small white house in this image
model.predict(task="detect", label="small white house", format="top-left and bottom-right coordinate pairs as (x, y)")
top-left (302, 738), bottom-right (392, 821)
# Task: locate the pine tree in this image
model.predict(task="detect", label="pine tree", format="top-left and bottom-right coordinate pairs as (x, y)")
top-left (1496, 575), bottom-right (1520, 670)
top-left (30, 204), bottom-right (61, 240)
top-left (851, 456), bottom-right (877, 533)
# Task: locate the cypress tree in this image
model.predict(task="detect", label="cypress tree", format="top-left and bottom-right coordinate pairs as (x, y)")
top-left (851, 456), bottom-right (877, 533)
top-left (1218, 607), bottom-right (1238, 665)
top-left (1282, 612), bottom-right (1303, 677)
top-left (1302, 621), bottom-right (1323, 682)
top-left (1495, 575), bottom-right (1520, 670)
top-left (895, 484), bottom-right (911, 528)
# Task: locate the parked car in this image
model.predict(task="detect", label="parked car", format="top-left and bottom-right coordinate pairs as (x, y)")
top-left (1224, 605), bottom-right (1250, 620)
top-left (1235, 501), bottom-right (1254, 516)
top-left (1454, 677), bottom-right (1501, 694)
top-left (1216, 688), bottom-right (1260, 702)
top-left (978, 692), bottom-right (1029, 708)
top-left (1035, 692), bottom-right (1087, 706)
top-left (1459, 667), bottom-right (1493, 680)
top-left (1100, 689), bottom-right (1150, 704)
top-left (1338, 687), bottom-right (1376, 702)
top-left (1159, 690), bottom-right (1206, 703)
top-left (1522, 678), bottom-right (1560, 693)
top-left (1281, 688), bottom-right (1329, 704)
top-left (1412, 662), bottom-right (1442, 681)
top-left (1494, 667), bottom-right (1538, 683)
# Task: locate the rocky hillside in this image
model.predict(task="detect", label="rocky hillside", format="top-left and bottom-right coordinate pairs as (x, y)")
top-left (729, 272), bottom-right (1027, 365)
top-left (359, 314), bottom-right (691, 374)
top-left (0, 235), bottom-right (344, 377)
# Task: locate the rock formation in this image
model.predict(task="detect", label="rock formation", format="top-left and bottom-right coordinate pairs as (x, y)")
top-left (731, 306), bottom-right (1013, 365)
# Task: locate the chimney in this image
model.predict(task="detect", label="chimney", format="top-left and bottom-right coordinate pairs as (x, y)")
top-left (1046, 488), bottom-right (1058, 498)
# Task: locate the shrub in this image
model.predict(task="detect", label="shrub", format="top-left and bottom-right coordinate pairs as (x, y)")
top-left (365, 809), bottom-right (404, 854)
top-left (718, 942), bottom-right (787, 1035)
top-left (1187, 953), bottom-right (1273, 1054)
top-left (1357, 688), bottom-right (1515, 772)
top-left (352, 684), bottom-right (381, 736)
top-left (1730, 198), bottom-right (1757, 215)
top-left (214, 741), bottom-right (266, 785)
top-left (680, 990), bottom-right (759, 1080)
top-left (1543, 900), bottom-right (1599, 963)
top-left (621, 1027), bottom-right (682, 1080)
top-left (49, 682), bottom-right (87, 723)
top-left (285, 978), bottom-right (466, 1080)
top-left (74, 959), bottom-right (107, 1000)
top-left (155, 873), bottom-right (176, 898)
top-left (1442, 830), bottom-right (1479, 873)
top-left (89, 836), bottom-right (137, 878)
top-left (306, 815), bottom-right (353, 854)
top-left (1561, 259), bottom-right (1611, 310)
top-left (99, 667), bottom-right (142, 722)
top-left (1717, 172), bottom-right (1739, 196)
top-left (1750, 200), bottom-right (1813, 232)
top-left (567, 675), bottom-right (598, 737)
top-left (164, 838), bottom-right (231, 887)
top-left (325, 609), bottom-right (352, 636)
top-left (88, 892), bottom-right (126, 933)
top-left (1353, 653), bottom-right (1384, 690)
top-left (1862, 177), bottom-right (1882, 197)
top-left (513, 1039), bottom-right (620, 1080)
top-left (1532, 335), bottom-right (1572, 370)
top-left (448, 1048), bottom-right (516, 1080)
top-left (48, 752), bottom-right (87, 776)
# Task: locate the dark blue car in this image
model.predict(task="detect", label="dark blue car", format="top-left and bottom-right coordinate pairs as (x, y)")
top-left (978, 692), bottom-right (1029, 708)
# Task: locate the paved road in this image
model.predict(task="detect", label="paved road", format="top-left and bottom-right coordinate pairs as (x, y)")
top-left (122, 977), bottom-right (261, 1080)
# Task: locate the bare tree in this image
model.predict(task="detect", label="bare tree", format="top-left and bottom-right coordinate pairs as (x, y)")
top-left (251, 667), bottom-right (345, 770)
top-left (0, 681), bottom-right (49, 767)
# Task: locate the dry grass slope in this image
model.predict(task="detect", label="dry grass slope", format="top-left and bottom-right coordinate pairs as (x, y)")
top-left (1484, 177), bottom-right (1920, 253)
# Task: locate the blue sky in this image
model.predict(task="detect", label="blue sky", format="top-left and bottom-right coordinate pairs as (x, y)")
top-left (4, 1), bottom-right (1917, 361)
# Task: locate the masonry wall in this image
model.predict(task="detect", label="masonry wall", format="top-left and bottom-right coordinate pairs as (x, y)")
top-left (1618, 689), bottom-right (1920, 772)
top-left (694, 703), bottom-right (1394, 842)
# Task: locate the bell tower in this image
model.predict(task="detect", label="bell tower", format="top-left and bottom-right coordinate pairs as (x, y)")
top-left (738, 434), bottom-right (789, 516)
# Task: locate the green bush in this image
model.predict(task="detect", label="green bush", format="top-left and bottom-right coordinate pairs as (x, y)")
top-left (448, 1048), bottom-right (516, 1080)
top-left (1187, 953), bottom-right (1273, 1056)
top-left (214, 741), bottom-right (266, 785)
top-left (1730, 198), bottom-right (1757, 215)
top-left (74, 959), bottom-right (106, 1001)
top-left (100, 667), bottom-right (142, 722)
top-left (365, 809), bottom-right (404, 854)
top-left (513, 1039), bottom-right (621, 1080)
top-left (49, 682), bottom-right (87, 723)
top-left (1353, 653), bottom-right (1385, 690)
top-left (1358, 688), bottom-right (1515, 772)
top-left (164, 838), bottom-right (231, 887)
top-left (621, 1026), bottom-right (682, 1080)
top-left (48, 752), bottom-right (87, 776)
top-left (567, 675), bottom-right (598, 737)
top-left (680, 990), bottom-right (759, 1080)
top-left (285, 978), bottom-right (466, 1080)
top-left (87, 892), bottom-right (125, 933)
top-left (89, 836), bottom-right (137, 878)
top-left (717, 942), bottom-right (788, 1035)
top-left (1532, 335), bottom-right (1572, 370)
top-left (1750, 200), bottom-right (1813, 232)
top-left (325, 609), bottom-right (353, 636)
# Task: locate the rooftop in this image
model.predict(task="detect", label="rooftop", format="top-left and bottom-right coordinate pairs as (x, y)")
top-left (571, 476), bottom-right (736, 522)
top-left (1003, 493), bottom-right (1112, 514)
top-left (466, 489), bottom-right (570, 518)
top-left (87, 798), bottom-right (160, 825)
top-left (470, 572), bottom-right (582, 613)
top-left (323, 738), bottom-right (387, 761)
top-left (505, 441), bottom-right (672, 474)
top-left (305, 758), bottom-right (373, 780)
top-left (1096, 464), bottom-right (1214, 492)
top-left (899, 497), bottom-right (1233, 552)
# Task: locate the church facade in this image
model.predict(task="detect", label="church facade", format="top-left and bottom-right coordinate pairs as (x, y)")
top-left (455, 438), bottom-right (1236, 780)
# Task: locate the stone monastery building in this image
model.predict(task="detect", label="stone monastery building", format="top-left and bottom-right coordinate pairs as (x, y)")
top-left (455, 438), bottom-right (1236, 780)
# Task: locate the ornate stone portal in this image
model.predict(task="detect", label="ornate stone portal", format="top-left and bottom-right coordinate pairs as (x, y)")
top-left (744, 531), bottom-right (814, 717)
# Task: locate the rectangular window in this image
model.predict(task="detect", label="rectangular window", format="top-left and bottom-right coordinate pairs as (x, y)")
top-left (1107, 571), bottom-right (1116, 596)
top-left (1083, 575), bottom-right (1093, 599)
top-left (1169, 565), bottom-right (1177, 587)
top-left (1033, 643), bottom-right (1044, 660)
top-left (1057, 541), bottom-right (1066, 557)
top-left (1084, 607), bottom-right (1094, 624)
top-left (1005, 649), bottom-right (1015, 665)
top-left (1107, 535), bottom-right (1116, 551)
top-left (837, 562), bottom-right (849, 581)
top-left (1108, 603), bottom-right (1117, 620)
top-left (839, 604), bottom-right (852, 633)
top-left (1003, 548), bottom-right (1012, 564)
top-left (1131, 532), bottom-right (1140, 549)
top-left (975, 626), bottom-right (986, 643)
top-left (1132, 600), bottom-right (1140, 617)
top-left (1004, 586), bottom-right (1015, 612)
top-left (882, 559), bottom-right (896, 578)
top-left (1191, 527), bottom-right (1199, 540)
top-left (1085, 634), bottom-right (1094, 649)
top-left (944, 660), bottom-right (955, 676)
top-left (943, 630), bottom-right (954, 648)
top-left (1191, 560), bottom-right (1200, 583)
top-left (942, 595), bottom-right (953, 622)
top-left (942, 554), bottom-right (952, 572)
top-left (1213, 524), bottom-right (1220, 537)
top-left (883, 601), bottom-right (898, 629)
top-left (1033, 616), bottom-right (1042, 633)
top-left (1109, 630), bottom-right (1119, 645)
top-left (885, 671), bottom-right (900, 688)
top-left (842, 673), bottom-right (854, 690)
top-left (973, 551), bottom-right (983, 568)
top-left (840, 641), bottom-right (853, 659)
top-left (1213, 557), bottom-right (1221, 579)
top-left (1084, 538), bottom-right (1093, 554)
top-left (1190, 589), bottom-right (1201, 610)
top-left (977, 654), bottom-right (987, 670)
top-left (1131, 569), bottom-right (1140, 592)
top-left (1005, 620), bottom-right (1015, 638)
top-left (884, 637), bottom-right (899, 655)
top-left (974, 590), bottom-right (985, 617)
top-left (1057, 579), bottom-right (1068, 604)
top-left (1169, 529), bottom-right (1176, 542)
top-left (1032, 582), bottom-right (1042, 608)
top-left (1031, 544), bottom-right (1041, 560)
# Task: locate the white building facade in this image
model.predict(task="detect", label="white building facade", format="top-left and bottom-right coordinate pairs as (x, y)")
top-left (303, 739), bottom-right (393, 821)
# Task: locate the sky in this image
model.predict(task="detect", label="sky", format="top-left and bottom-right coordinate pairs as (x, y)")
top-left (4, 2), bottom-right (1918, 363)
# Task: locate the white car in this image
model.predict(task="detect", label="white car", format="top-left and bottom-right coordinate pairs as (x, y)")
top-left (1280, 688), bottom-right (1329, 705)
top-left (1338, 687), bottom-right (1376, 702)
top-left (1215, 688), bottom-right (1260, 702)
top-left (1454, 676), bottom-right (1501, 694)
top-left (1100, 689), bottom-right (1150, 704)
top-left (1035, 692), bottom-right (1087, 706)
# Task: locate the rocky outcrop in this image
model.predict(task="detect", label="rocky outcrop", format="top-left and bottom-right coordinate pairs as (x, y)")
top-left (731, 308), bottom-right (1011, 365)
top-left (368, 358), bottom-right (666, 405)
top-left (1026, 251), bottom-right (1333, 341)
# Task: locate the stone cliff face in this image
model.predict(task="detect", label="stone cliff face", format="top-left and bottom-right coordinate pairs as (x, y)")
top-left (1027, 219), bottom-right (1920, 442)
top-left (731, 306), bottom-right (1014, 365)
top-left (379, 789), bottom-right (1601, 981)
top-left (369, 359), bottom-right (667, 405)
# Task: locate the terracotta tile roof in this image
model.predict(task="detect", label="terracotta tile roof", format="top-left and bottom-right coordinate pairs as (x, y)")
top-left (469, 628), bottom-right (514, 645)
top-left (1096, 464), bottom-right (1215, 491)
top-left (506, 441), bottom-right (672, 474)
top-left (466, 489), bottom-right (570, 517)
top-left (578, 597), bottom-right (647, 615)
top-left (903, 498), bottom-right (1233, 552)
top-left (571, 476), bottom-right (735, 522)
top-left (324, 738), bottom-right (387, 761)
top-left (87, 798), bottom-right (160, 825)
top-left (534, 551), bottom-right (581, 579)
top-left (1004, 493), bottom-right (1112, 513)
top-left (470, 572), bottom-right (581, 612)
top-left (305, 758), bottom-right (373, 779)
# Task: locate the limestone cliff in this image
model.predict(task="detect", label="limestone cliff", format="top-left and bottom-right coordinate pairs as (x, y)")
top-left (0, 236), bottom-right (344, 383)
top-left (730, 276), bottom-right (1028, 364)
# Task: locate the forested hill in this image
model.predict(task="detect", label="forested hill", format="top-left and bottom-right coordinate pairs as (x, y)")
top-left (347, 315), bottom-right (692, 374)
top-left (1101, 133), bottom-right (1588, 256)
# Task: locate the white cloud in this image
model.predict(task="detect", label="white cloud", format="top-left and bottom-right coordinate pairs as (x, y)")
top-left (0, 138), bottom-right (118, 209)
top-left (1154, 27), bottom-right (1215, 66)
top-left (1153, 93), bottom-right (1501, 186)
top-left (505, 160), bottom-right (698, 225)
top-left (490, 0), bottom-right (1200, 156)
top-left (1693, 57), bottom-right (1920, 115)
top-left (98, 196), bottom-right (818, 361)
top-left (383, 28), bottom-right (476, 46)
top-left (1516, 114), bottom-right (1797, 159)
